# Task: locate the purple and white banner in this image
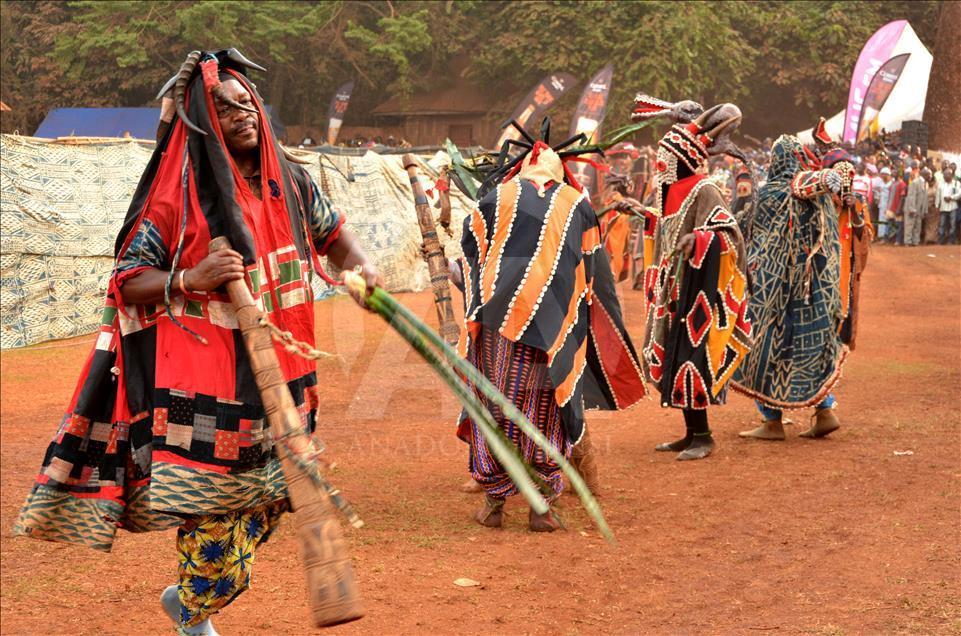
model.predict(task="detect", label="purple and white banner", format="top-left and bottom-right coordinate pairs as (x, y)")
top-left (842, 20), bottom-right (907, 144)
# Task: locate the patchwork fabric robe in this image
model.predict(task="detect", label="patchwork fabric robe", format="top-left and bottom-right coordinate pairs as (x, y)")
top-left (641, 175), bottom-right (752, 409)
top-left (731, 135), bottom-right (848, 408)
top-left (14, 66), bottom-right (342, 551)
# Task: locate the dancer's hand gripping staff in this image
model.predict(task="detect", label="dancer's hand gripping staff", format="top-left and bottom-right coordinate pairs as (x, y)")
top-left (344, 270), bottom-right (615, 544)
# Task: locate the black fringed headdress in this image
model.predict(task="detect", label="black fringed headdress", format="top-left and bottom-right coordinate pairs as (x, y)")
top-left (476, 117), bottom-right (605, 199)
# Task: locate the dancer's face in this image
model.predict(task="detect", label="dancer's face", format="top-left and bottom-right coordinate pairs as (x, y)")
top-left (216, 79), bottom-right (260, 156)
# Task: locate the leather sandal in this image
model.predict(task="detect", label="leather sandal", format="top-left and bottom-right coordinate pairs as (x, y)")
top-left (739, 418), bottom-right (786, 440)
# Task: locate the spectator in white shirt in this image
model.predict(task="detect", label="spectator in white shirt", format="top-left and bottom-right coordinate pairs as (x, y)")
top-left (936, 168), bottom-right (960, 245)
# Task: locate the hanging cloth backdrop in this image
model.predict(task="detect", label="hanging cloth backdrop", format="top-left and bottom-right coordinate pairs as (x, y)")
top-left (0, 134), bottom-right (474, 349)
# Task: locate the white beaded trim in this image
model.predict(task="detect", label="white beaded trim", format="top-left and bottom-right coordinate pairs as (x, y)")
top-left (501, 186), bottom-right (584, 339)
top-left (672, 361), bottom-right (711, 409)
top-left (653, 147), bottom-right (677, 213)
top-left (548, 285), bottom-right (590, 365)
top-left (483, 178), bottom-right (522, 305)
top-left (472, 208), bottom-right (489, 259)
top-left (464, 208), bottom-right (487, 322)
top-left (683, 290), bottom-right (712, 349)
top-left (477, 182), bottom-right (502, 304)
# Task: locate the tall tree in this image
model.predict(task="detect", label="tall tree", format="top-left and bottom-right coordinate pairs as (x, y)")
top-left (0, 0), bottom-right (943, 140)
top-left (923, 1), bottom-right (960, 151)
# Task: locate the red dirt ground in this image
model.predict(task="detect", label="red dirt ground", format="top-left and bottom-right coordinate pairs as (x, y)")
top-left (1, 245), bottom-right (959, 635)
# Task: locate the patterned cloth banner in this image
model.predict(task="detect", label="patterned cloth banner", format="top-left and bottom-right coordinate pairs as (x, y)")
top-left (0, 135), bottom-right (474, 349)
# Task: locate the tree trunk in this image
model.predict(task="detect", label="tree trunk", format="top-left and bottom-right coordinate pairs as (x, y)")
top-left (923, 1), bottom-right (961, 152)
top-left (268, 73), bottom-right (287, 131)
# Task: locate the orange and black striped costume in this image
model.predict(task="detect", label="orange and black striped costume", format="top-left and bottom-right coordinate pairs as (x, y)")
top-left (457, 152), bottom-right (645, 451)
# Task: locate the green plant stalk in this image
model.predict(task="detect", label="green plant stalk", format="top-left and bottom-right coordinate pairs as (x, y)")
top-left (565, 120), bottom-right (658, 156)
top-left (371, 288), bottom-right (553, 500)
top-left (397, 322), bottom-right (553, 511)
top-left (364, 291), bottom-right (551, 515)
top-left (444, 138), bottom-right (479, 200)
top-left (373, 289), bottom-right (615, 544)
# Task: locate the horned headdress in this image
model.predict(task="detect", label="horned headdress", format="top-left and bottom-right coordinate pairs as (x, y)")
top-left (154, 48), bottom-right (309, 165)
top-left (476, 117), bottom-right (606, 199)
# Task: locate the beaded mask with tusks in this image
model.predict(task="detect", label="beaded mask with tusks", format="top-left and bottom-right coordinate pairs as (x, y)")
top-left (633, 94), bottom-right (750, 215)
top-left (631, 93), bottom-right (747, 164)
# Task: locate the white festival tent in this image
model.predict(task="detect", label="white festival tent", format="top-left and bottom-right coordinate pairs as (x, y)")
top-left (798, 21), bottom-right (932, 145)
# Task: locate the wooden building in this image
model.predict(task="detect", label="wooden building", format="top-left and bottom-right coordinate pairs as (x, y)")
top-left (371, 76), bottom-right (500, 148)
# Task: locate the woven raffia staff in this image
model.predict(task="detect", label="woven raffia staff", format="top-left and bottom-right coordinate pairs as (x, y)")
top-left (403, 153), bottom-right (460, 346)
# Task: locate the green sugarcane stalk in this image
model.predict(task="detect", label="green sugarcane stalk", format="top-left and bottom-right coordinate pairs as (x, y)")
top-left (388, 313), bottom-right (553, 514)
top-left (357, 281), bottom-right (552, 515)
top-left (352, 277), bottom-right (614, 544)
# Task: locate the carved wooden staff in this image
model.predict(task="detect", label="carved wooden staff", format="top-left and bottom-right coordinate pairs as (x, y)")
top-left (402, 154), bottom-right (459, 346)
top-left (318, 153), bottom-right (333, 199)
top-left (208, 236), bottom-right (363, 628)
top-left (436, 166), bottom-right (453, 234)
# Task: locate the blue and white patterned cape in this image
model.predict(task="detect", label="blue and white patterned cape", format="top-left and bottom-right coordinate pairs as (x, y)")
top-left (731, 136), bottom-right (846, 408)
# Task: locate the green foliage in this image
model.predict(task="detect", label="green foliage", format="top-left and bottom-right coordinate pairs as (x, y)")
top-left (0, 0), bottom-right (943, 139)
top-left (346, 10), bottom-right (432, 95)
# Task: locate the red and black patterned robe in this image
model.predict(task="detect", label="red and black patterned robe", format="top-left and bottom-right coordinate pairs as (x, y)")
top-left (15, 67), bottom-right (342, 551)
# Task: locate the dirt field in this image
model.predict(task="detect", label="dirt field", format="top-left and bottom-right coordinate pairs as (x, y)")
top-left (1, 245), bottom-right (959, 635)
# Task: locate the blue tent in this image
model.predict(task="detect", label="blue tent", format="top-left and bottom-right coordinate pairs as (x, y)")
top-left (34, 107), bottom-right (285, 141)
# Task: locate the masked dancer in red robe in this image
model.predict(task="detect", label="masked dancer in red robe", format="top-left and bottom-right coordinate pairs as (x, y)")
top-left (631, 95), bottom-right (753, 460)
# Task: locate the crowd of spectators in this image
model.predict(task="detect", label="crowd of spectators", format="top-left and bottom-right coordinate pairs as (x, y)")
top-left (697, 131), bottom-right (960, 246)
top-left (859, 149), bottom-right (960, 246)
top-left (297, 133), bottom-right (413, 149)
top-left (293, 126), bottom-right (961, 246)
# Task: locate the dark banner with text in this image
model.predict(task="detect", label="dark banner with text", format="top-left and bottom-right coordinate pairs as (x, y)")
top-left (856, 53), bottom-right (910, 142)
top-left (493, 72), bottom-right (578, 149)
top-left (326, 80), bottom-right (355, 146)
top-left (568, 63), bottom-right (614, 195)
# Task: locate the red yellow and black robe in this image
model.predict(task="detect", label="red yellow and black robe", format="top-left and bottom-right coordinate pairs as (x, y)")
top-left (641, 174), bottom-right (752, 409)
